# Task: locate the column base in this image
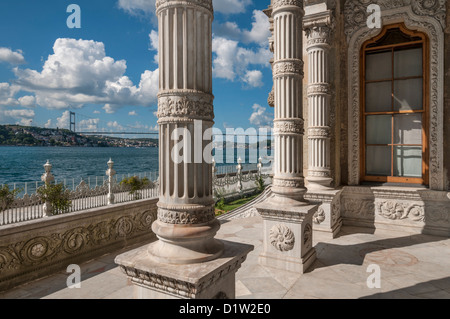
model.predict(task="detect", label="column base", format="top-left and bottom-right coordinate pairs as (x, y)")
top-left (306, 176), bottom-right (333, 191)
top-left (115, 240), bottom-right (253, 299)
top-left (305, 189), bottom-right (343, 239)
top-left (255, 198), bottom-right (318, 274)
top-left (259, 246), bottom-right (316, 273)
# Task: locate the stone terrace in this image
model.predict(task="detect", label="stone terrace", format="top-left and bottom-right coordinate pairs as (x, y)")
top-left (1, 216), bottom-right (449, 299)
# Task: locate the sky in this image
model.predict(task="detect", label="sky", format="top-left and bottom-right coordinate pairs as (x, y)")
top-left (0, 0), bottom-right (273, 134)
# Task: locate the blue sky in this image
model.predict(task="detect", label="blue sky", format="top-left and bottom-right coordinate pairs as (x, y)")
top-left (0, 0), bottom-right (273, 134)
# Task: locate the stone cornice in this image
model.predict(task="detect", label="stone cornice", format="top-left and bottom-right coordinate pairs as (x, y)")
top-left (156, 0), bottom-right (213, 15)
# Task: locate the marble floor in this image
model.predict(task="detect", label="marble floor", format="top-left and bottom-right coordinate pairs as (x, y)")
top-left (1, 216), bottom-right (449, 299)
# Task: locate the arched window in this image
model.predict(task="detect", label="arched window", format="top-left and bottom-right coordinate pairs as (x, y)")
top-left (361, 23), bottom-right (429, 185)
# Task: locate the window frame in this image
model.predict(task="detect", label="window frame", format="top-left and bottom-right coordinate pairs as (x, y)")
top-left (360, 23), bottom-right (429, 185)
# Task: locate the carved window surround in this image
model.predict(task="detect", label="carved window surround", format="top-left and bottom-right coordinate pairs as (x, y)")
top-left (344, 1), bottom-right (446, 190)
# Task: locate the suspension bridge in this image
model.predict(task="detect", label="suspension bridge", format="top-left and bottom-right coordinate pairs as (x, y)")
top-left (68, 112), bottom-right (159, 136)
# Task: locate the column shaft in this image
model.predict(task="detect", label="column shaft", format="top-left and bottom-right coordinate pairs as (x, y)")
top-left (304, 17), bottom-right (333, 189)
top-left (271, 1), bottom-right (307, 203)
top-left (150, 0), bottom-right (223, 265)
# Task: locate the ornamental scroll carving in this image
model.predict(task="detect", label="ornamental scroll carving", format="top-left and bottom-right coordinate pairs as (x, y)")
top-left (157, 206), bottom-right (215, 225)
top-left (273, 178), bottom-right (304, 188)
top-left (376, 201), bottom-right (425, 222)
top-left (344, 0), bottom-right (446, 41)
top-left (273, 120), bottom-right (304, 134)
top-left (272, 0), bottom-right (303, 10)
top-left (272, 60), bottom-right (304, 77)
top-left (270, 224), bottom-right (295, 252)
top-left (157, 93), bottom-right (214, 121)
top-left (0, 210), bottom-right (157, 272)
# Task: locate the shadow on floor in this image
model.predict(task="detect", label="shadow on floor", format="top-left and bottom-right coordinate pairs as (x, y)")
top-left (360, 277), bottom-right (450, 299)
top-left (310, 232), bottom-right (447, 270)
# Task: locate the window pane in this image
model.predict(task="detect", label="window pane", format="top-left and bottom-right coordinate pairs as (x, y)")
top-left (366, 51), bottom-right (392, 81)
top-left (366, 115), bottom-right (392, 145)
top-left (393, 146), bottom-right (422, 177)
top-left (393, 78), bottom-right (423, 111)
top-left (366, 146), bottom-right (391, 176)
top-left (394, 47), bottom-right (422, 78)
top-left (394, 114), bottom-right (423, 145)
top-left (366, 81), bottom-right (392, 112)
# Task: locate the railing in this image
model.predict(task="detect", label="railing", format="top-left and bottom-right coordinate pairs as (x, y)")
top-left (0, 158), bottom-right (272, 226)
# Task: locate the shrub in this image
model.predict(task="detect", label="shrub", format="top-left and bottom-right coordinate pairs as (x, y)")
top-left (37, 183), bottom-right (72, 215)
top-left (120, 176), bottom-right (150, 200)
top-left (0, 184), bottom-right (21, 212)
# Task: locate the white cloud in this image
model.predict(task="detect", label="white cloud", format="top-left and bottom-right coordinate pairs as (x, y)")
top-left (212, 0), bottom-right (252, 14)
top-left (0, 108), bottom-right (35, 126)
top-left (18, 95), bottom-right (36, 107)
top-left (117, 0), bottom-right (155, 16)
top-left (107, 121), bottom-right (125, 131)
top-left (129, 111), bottom-right (138, 116)
top-left (249, 104), bottom-right (272, 128)
top-left (12, 38), bottom-right (159, 113)
top-left (56, 111), bottom-right (71, 129)
top-left (242, 10), bottom-right (271, 45)
top-left (243, 70), bottom-right (263, 88)
top-left (149, 30), bottom-right (159, 64)
top-left (0, 48), bottom-right (25, 65)
top-left (212, 37), bottom-right (271, 87)
top-left (44, 119), bottom-right (52, 128)
top-left (93, 110), bottom-right (101, 114)
top-left (79, 118), bottom-right (100, 131)
top-left (0, 83), bottom-right (20, 106)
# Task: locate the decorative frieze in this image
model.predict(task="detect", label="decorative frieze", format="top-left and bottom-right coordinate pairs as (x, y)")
top-left (156, 0), bottom-right (213, 13)
top-left (272, 60), bottom-right (304, 77)
top-left (157, 206), bottom-right (215, 225)
top-left (273, 119), bottom-right (304, 134)
top-left (157, 93), bottom-right (214, 122)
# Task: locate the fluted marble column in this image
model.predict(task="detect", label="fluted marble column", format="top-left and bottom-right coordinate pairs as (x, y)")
top-left (304, 13), bottom-right (333, 190)
top-left (115, 0), bottom-right (253, 299)
top-left (271, 0), bottom-right (307, 204)
top-left (148, 0), bottom-right (223, 264)
top-left (256, 0), bottom-right (318, 274)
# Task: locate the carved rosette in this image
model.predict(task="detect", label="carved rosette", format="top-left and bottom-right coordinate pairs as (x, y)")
top-left (157, 92), bottom-right (214, 123)
top-left (313, 207), bottom-right (326, 225)
top-left (303, 224), bottom-right (312, 250)
top-left (268, 88), bottom-right (275, 107)
top-left (269, 224), bottom-right (295, 252)
top-left (157, 205), bottom-right (216, 225)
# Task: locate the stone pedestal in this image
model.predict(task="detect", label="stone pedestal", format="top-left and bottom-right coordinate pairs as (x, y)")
top-left (116, 240), bottom-right (252, 299)
top-left (256, 0), bottom-right (318, 273)
top-left (305, 189), bottom-right (342, 238)
top-left (115, 0), bottom-right (252, 299)
top-left (256, 199), bottom-right (317, 273)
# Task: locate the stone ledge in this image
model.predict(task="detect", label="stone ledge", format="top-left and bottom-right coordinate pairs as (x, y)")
top-left (115, 240), bottom-right (254, 299)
